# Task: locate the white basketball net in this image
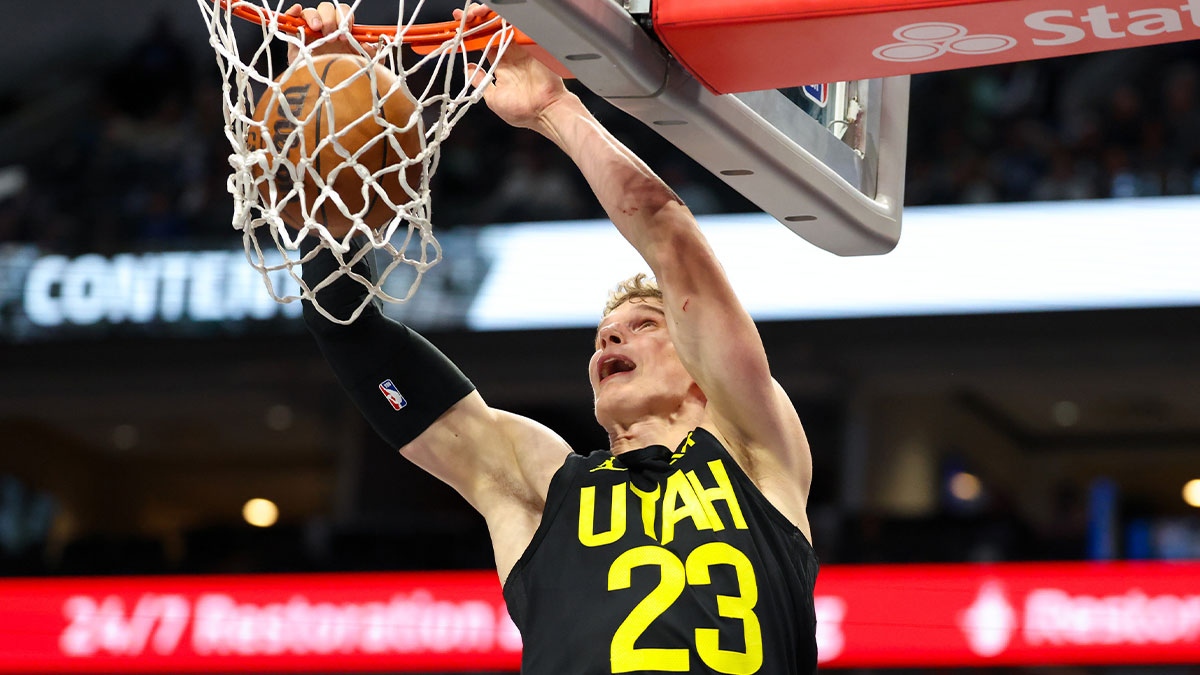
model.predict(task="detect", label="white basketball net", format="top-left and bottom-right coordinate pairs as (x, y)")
top-left (197, 0), bottom-right (512, 323)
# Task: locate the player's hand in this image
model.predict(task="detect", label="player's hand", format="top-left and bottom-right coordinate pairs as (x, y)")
top-left (461, 3), bottom-right (571, 134)
top-left (284, 2), bottom-right (374, 63)
top-left (452, 1), bottom-right (494, 28)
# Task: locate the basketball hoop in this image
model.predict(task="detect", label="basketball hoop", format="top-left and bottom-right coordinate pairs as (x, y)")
top-left (196, 0), bottom-right (514, 324)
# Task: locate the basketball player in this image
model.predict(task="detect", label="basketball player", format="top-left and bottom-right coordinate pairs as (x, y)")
top-left (291, 3), bottom-right (818, 672)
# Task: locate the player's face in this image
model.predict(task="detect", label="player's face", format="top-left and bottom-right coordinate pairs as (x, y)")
top-left (588, 297), bottom-right (697, 427)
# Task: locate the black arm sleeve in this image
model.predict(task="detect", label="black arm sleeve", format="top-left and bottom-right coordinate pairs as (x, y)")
top-left (301, 238), bottom-right (476, 449)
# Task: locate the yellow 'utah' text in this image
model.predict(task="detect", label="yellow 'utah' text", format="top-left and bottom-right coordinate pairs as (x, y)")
top-left (578, 459), bottom-right (748, 547)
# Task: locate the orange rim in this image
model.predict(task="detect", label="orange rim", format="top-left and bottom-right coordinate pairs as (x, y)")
top-left (219, 0), bottom-right (504, 47)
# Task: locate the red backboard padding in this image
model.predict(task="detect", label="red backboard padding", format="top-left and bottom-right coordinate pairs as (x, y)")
top-left (653, 0), bottom-right (1200, 93)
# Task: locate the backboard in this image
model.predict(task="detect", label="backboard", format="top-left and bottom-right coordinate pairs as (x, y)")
top-left (482, 0), bottom-right (910, 256)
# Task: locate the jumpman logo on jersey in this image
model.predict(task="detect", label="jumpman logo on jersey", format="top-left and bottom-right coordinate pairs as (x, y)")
top-left (671, 431), bottom-right (697, 464)
top-left (590, 457), bottom-right (627, 472)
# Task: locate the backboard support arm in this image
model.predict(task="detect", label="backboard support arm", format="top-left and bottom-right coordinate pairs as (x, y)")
top-left (483, 0), bottom-right (908, 257)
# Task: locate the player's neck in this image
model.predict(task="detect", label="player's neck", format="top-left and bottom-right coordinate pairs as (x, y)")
top-left (607, 408), bottom-right (708, 456)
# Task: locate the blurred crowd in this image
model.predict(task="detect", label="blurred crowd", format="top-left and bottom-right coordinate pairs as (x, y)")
top-left (0, 15), bottom-right (1196, 256)
top-left (905, 43), bottom-right (1200, 206)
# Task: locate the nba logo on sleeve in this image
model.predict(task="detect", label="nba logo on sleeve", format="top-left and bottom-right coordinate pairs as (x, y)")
top-left (378, 379), bottom-right (408, 411)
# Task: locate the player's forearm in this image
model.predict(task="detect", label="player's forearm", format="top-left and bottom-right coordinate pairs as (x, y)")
top-left (536, 94), bottom-right (694, 272)
top-left (301, 241), bottom-right (476, 450)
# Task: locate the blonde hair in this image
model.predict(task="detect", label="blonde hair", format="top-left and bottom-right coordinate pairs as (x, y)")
top-left (603, 273), bottom-right (662, 317)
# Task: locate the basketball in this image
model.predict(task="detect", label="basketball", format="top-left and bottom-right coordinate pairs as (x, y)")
top-left (249, 54), bottom-right (422, 237)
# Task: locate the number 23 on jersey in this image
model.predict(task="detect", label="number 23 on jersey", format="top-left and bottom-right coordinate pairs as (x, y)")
top-left (608, 542), bottom-right (763, 675)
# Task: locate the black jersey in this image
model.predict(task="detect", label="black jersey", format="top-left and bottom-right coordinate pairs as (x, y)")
top-left (503, 427), bottom-right (818, 675)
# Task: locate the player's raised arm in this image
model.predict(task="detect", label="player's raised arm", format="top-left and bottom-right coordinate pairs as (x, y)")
top-left (301, 240), bottom-right (567, 515)
top-left (300, 238), bottom-right (570, 579)
top-left (479, 42), bottom-right (812, 519)
top-left (290, 3), bottom-right (570, 582)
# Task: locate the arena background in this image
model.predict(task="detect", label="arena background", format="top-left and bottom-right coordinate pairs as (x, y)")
top-left (0, 1), bottom-right (1198, 673)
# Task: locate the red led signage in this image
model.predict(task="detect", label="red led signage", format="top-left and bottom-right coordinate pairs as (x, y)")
top-left (0, 571), bottom-right (519, 673)
top-left (1, 562), bottom-right (1198, 672)
top-left (817, 561), bottom-right (1200, 668)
